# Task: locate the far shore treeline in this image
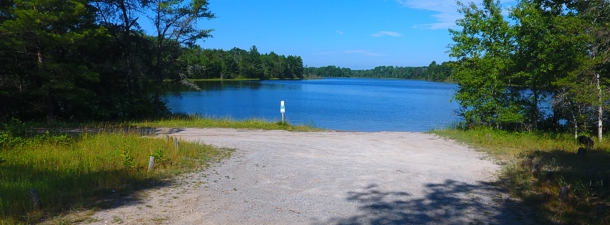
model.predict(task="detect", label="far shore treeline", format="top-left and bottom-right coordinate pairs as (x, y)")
top-left (303, 61), bottom-right (453, 82)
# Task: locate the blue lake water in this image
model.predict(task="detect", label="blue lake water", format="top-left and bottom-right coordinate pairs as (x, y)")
top-left (166, 78), bottom-right (460, 132)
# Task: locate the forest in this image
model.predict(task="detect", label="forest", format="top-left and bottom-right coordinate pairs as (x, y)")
top-left (303, 61), bottom-right (453, 82)
top-left (0, 0), bottom-right (306, 123)
top-left (451, 0), bottom-right (610, 139)
top-left (182, 46), bottom-right (304, 80)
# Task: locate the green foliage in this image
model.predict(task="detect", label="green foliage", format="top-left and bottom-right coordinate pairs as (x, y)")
top-left (121, 147), bottom-right (135, 169)
top-left (449, 0), bottom-right (610, 133)
top-left (151, 147), bottom-right (166, 166)
top-left (303, 62), bottom-right (453, 82)
top-left (181, 46), bottom-right (305, 80)
top-left (0, 119), bottom-right (35, 147)
top-left (0, 0), bottom-right (108, 122)
top-left (450, 0), bottom-right (523, 128)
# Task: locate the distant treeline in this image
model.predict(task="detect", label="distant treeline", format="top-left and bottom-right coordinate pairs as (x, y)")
top-left (183, 46), bottom-right (304, 80)
top-left (303, 61), bottom-right (453, 82)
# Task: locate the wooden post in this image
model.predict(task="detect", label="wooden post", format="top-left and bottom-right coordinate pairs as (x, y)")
top-left (559, 186), bottom-right (570, 202)
top-left (29, 188), bottom-right (41, 209)
top-left (174, 137), bottom-right (179, 150)
top-left (148, 156), bottom-right (155, 172)
top-left (532, 162), bottom-right (541, 178)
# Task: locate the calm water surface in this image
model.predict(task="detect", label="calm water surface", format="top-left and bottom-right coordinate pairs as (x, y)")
top-left (166, 78), bottom-right (460, 132)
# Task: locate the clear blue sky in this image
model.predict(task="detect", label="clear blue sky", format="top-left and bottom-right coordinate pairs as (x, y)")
top-left (185, 0), bottom-right (513, 70)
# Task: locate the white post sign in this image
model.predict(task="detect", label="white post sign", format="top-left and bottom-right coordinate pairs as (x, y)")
top-left (280, 101), bottom-right (285, 122)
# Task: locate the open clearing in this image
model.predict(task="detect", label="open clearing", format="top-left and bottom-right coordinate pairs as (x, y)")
top-left (79, 128), bottom-right (534, 224)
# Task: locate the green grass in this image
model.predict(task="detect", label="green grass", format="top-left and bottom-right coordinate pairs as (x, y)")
top-left (130, 115), bottom-right (321, 131)
top-left (0, 129), bottom-right (230, 224)
top-left (187, 78), bottom-right (259, 81)
top-left (34, 115), bottom-right (322, 132)
top-left (432, 127), bottom-right (610, 224)
top-left (187, 78), bottom-right (306, 81)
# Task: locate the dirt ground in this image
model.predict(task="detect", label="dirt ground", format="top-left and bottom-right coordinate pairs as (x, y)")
top-left (76, 128), bottom-right (535, 225)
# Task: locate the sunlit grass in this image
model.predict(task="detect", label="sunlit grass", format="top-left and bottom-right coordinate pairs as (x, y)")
top-left (432, 127), bottom-right (610, 224)
top-left (35, 114), bottom-right (322, 132)
top-left (129, 114), bottom-right (322, 132)
top-left (187, 78), bottom-right (259, 81)
top-left (0, 130), bottom-right (229, 224)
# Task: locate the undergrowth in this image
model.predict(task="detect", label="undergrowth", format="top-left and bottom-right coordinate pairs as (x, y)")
top-left (433, 127), bottom-right (610, 224)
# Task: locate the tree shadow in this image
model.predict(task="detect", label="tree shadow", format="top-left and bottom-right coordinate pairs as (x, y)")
top-left (316, 181), bottom-right (537, 225)
top-left (527, 149), bottom-right (610, 186)
top-left (511, 149), bottom-right (610, 224)
top-left (0, 159), bottom-right (177, 223)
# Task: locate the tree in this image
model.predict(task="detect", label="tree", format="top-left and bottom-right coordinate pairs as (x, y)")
top-left (573, 0), bottom-right (610, 141)
top-left (245, 45), bottom-right (263, 79)
top-left (0, 0), bottom-right (107, 122)
top-left (93, 0), bottom-right (151, 97)
top-left (449, 0), bottom-right (610, 136)
top-left (449, 0), bottom-right (521, 128)
top-left (149, 0), bottom-right (214, 113)
top-left (287, 55), bottom-right (304, 79)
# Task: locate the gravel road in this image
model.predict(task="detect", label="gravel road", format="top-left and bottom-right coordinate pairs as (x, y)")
top-left (81, 128), bottom-right (534, 225)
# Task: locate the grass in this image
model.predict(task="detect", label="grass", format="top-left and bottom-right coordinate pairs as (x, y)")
top-left (186, 78), bottom-right (260, 82)
top-left (432, 127), bottom-right (610, 224)
top-left (129, 114), bottom-right (321, 131)
top-left (0, 127), bottom-right (230, 224)
top-left (37, 114), bottom-right (322, 132)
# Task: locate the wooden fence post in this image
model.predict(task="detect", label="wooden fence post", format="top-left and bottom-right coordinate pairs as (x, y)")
top-left (29, 188), bottom-right (41, 209)
top-left (148, 156), bottom-right (155, 172)
top-left (173, 137), bottom-right (179, 150)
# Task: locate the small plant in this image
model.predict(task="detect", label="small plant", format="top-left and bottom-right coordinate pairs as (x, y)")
top-left (275, 121), bottom-right (289, 126)
top-left (121, 147), bottom-right (135, 169)
top-left (151, 148), bottom-right (165, 161)
top-left (0, 118), bottom-right (36, 147)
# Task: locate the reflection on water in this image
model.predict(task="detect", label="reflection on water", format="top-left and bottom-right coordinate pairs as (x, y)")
top-left (165, 78), bottom-right (459, 132)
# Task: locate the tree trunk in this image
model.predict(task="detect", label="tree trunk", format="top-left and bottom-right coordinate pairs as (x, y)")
top-left (38, 48), bottom-right (55, 123)
top-left (573, 104), bottom-right (578, 139)
top-left (597, 73), bottom-right (603, 142)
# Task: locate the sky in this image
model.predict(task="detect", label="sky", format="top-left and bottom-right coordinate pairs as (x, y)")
top-left (177, 0), bottom-right (513, 70)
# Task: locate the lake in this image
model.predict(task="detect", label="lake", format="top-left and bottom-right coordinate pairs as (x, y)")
top-left (166, 78), bottom-right (460, 132)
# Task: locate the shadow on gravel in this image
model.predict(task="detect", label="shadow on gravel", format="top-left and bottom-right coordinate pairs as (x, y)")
top-left (316, 180), bottom-right (536, 225)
